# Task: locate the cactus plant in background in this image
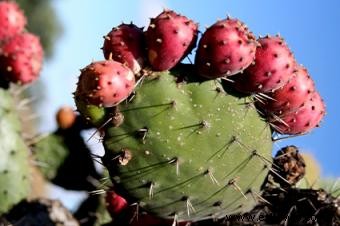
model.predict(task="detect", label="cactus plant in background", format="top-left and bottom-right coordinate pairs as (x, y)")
top-left (0, 88), bottom-right (31, 215)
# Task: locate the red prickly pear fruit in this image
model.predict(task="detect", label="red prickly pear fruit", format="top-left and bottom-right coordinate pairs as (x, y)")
top-left (146, 9), bottom-right (198, 71)
top-left (259, 65), bottom-right (315, 114)
top-left (102, 23), bottom-right (146, 74)
top-left (105, 190), bottom-right (128, 217)
top-left (76, 60), bottom-right (135, 108)
top-left (195, 17), bottom-right (257, 78)
top-left (270, 92), bottom-right (326, 135)
top-left (233, 35), bottom-right (296, 93)
top-left (0, 32), bottom-right (43, 84)
top-left (0, 1), bottom-right (27, 41)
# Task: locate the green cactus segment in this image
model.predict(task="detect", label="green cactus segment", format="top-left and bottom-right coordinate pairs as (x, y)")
top-left (103, 65), bottom-right (273, 221)
top-left (318, 178), bottom-right (340, 197)
top-left (75, 97), bottom-right (108, 127)
top-left (0, 88), bottom-right (30, 214)
top-left (33, 134), bottom-right (68, 180)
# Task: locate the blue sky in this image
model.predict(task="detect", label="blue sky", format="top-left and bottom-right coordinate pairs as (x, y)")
top-left (40, 0), bottom-right (339, 177)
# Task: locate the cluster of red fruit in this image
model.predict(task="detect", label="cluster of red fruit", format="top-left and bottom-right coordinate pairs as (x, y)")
top-left (0, 1), bottom-right (43, 86)
top-left (76, 9), bottom-right (325, 136)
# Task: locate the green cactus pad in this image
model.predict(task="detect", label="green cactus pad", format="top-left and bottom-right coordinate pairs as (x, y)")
top-left (33, 134), bottom-right (69, 180)
top-left (0, 88), bottom-right (31, 214)
top-left (103, 65), bottom-right (273, 221)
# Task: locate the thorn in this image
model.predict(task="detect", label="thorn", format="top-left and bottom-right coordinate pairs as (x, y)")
top-left (172, 214), bottom-right (178, 226)
top-left (228, 177), bottom-right (247, 200)
top-left (108, 52), bottom-right (113, 61)
top-left (207, 169), bottom-right (220, 186)
top-left (149, 182), bottom-right (154, 199)
top-left (176, 159), bottom-right (180, 176)
top-left (185, 198), bottom-right (195, 216)
top-left (221, 77), bottom-right (234, 83)
top-left (88, 189), bottom-right (106, 195)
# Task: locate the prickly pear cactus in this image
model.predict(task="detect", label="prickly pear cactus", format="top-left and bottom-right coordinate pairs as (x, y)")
top-left (103, 64), bottom-right (273, 221)
top-left (0, 88), bottom-right (30, 214)
top-left (33, 134), bottom-right (69, 180)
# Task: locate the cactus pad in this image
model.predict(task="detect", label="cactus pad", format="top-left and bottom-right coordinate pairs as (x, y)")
top-left (103, 64), bottom-right (273, 221)
top-left (33, 134), bottom-right (69, 180)
top-left (0, 88), bottom-right (30, 214)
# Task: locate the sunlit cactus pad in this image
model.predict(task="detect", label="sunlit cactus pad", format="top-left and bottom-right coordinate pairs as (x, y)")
top-left (103, 64), bottom-right (273, 221)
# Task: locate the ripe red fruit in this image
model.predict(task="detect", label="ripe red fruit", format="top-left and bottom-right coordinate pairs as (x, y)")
top-left (105, 190), bottom-right (128, 217)
top-left (0, 32), bottom-right (43, 84)
top-left (270, 92), bottom-right (326, 135)
top-left (76, 60), bottom-right (135, 107)
top-left (102, 23), bottom-right (146, 74)
top-left (259, 65), bottom-right (315, 115)
top-left (0, 1), bottom-right (27, 41)
top-left (233, 35), bottom-right (296, 93)
top-left (146, 10), bottom-right (198, 71)
top-left (195, 17), bottom-right (257, 78)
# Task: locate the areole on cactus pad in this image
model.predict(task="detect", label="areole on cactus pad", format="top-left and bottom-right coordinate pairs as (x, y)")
top-left (102, 64), bottom-right (273, 221)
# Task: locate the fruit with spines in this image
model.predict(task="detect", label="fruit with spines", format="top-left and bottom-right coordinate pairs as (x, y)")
top-left (270, 92), bottom-right (326, 135)
top-left (102, 23), bottom-right (146, 74)
top-left (195, 17), bottom-right (257, 78)
top-left (233, 35), bottom-right (296, 93)
top-left (75, 60), bottom-right (135, 108)
top-left (146, 10), bottom-right (198, 71)
top-left (0, 1), bottom-right (26, 41)
top-left (0, 32), bottom-right (43, 84)
top-left (101, 64), bottom-right (273, 222)
top-left (259, 65), bottom-right (315, 115)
